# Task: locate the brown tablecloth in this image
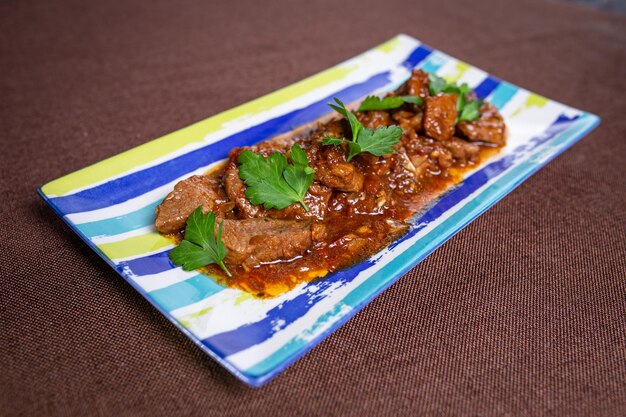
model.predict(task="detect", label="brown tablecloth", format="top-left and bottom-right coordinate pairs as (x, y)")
top-left (2, 0), bottom-right (625, 415)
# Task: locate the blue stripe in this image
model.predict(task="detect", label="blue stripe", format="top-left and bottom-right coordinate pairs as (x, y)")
top-left (198, 113), bottom-right (580, 359)
top-left (474, 75), bottom-right (500, 99)
top-left (50, 46), bottom-right (433, 215)
top-left (76, 201), bottom-right (160, 238)
top-left (488, 81), bottom-right (518, 110)
top-left (402, 44), bottom-right (433, 69)
top-left (117, 250), bottom-right (174, 276)
top-left (149, 274), bottom-right (224, 312)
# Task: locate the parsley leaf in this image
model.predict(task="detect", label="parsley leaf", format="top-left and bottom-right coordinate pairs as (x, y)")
top-left (237, 143), bottom-right (315, 211)
top-left (326, 98), bottom-right (402, 162)
top-left (399, 95), bottom-right (423, 106)
top-left (169, 207), bottom-right (230, 276)
top-left (322, 137), bottom-right (345, 146)
top-left (458, 99), bottom-right (484, 122)
top-left (354, 125), bottom-right (403, 158)
top-left (330, 98), bottom-right (362, 144)
top-left (428, 73), bottom-right (447, 96)
top-left (357, 95), bottom-right (422, 112)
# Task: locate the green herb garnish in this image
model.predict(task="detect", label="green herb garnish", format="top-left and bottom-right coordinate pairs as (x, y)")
top-left (428, 74), bottom-right (482, 122)
top-left (458, 98), bottom-right (484, 122)
top-left (237, 143), bottom-right (315, 211)
top-left (428, 73), bottom-right (448, 96)
top-left (323, 98), bottom-right (402, 162)
top-left (169, 207), bottom-right (230, 276)
top-left (357, 95), bottom-right (422, 112)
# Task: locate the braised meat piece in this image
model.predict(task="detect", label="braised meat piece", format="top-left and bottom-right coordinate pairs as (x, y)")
top-left (424, 93), bottom-right (458, 141)
top-left (400, 135), bottom-right (454, 176)
top-left (307, 140), bottom-right (364, 192)
top-left (443, 137), bottom-right (481, 166)
top-left (220, 218), bottom-right (312, 267)
top-left (392, 110), bottom-right (423, 139)
top-left (406, 69), bottom-right (430, 98)
top-left (224, 160), bottom-right (264, 219)
top-left (457, 102), bottom-right (506, 145)
top-left (357, 110), bottom-right (391, 129)
top-left (155, 175), bottom-right (231, 234)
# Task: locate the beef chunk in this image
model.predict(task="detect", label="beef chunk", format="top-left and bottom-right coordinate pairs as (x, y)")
top-left (220, 218), bottom-right (312, 267)
top-left (401, 135), bottom-right (455, 176)
top-left (308, 140), bottom-right (364, 192)
top-left (392, 110), bottom-right (423, 136)
top-left (406, 69), bottom-right (430, 98)
top-left (443, 137), bottom-right (481, 166)
top-left (224, 160), bottom-right (264, 219)
top-left (318, 161), bottom-right (364, 192)
top-left (424, 93), bottom-right (457, 141)
top-left (155, 175), bottom-right (230, 234)
top-left (356, 110), bottom-right (391, 129)
top-left (457, 102), bottom-right (506, 145)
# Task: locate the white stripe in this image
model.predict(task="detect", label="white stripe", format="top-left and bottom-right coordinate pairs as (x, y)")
top-left (125, 266), bottom-right (200, 293)
top-left (91, 225), bottom-right (156, 245)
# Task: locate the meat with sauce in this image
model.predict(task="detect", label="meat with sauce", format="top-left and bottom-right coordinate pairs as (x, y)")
top-left (307, 140), bottom-right (364, 192)
top-left (155, 175), bottom-right (231, 234)
top-left (155, 69), bottom-right (507, 297)
top-left (457, 102), bottom-right (507, 145)
top-left (220, 218), bottom-right (312, 267)
top-left (424, 93), bottom-right (458, 141)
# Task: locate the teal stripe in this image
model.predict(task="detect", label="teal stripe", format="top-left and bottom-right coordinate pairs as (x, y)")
top-left (75, 200), bottom-right (160, 238)
top-left (241, 112), bottom-right (599, 374)
top-left (488, 82), bottom-right (519, 110)
top-left (418, 52), bottom-right (449, 73)
top-left (149, 274), bottom-right (225, 312)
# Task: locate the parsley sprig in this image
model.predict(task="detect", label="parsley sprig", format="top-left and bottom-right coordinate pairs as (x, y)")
top-left (357, 95), bottom-right (422, 112)
top-left (238, 143), bottom-right (315, 211)
top-left (323, 98), bottom-right (402, 162)
top-left (169, 207), bottom-right (230, 276)
top-left (428, 74), bottom-right (483, 123)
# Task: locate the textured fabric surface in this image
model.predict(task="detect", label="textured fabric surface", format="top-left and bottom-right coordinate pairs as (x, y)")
top-left (1, 0), bottom-right (625, 415)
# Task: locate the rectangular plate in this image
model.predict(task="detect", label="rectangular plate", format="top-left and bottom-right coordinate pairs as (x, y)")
top-left (38, 35), bottom-right (599, 386)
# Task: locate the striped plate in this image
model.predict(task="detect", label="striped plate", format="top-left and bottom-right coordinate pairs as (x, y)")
top-left (38, 34), bottom-right (600, 386)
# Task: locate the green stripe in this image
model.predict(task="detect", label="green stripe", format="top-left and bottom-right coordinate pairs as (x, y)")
top-left (98, 232), bottom-right (172, 260)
